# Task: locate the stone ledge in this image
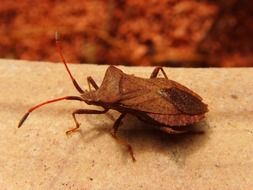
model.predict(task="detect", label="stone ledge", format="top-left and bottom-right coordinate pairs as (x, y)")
top-left (0, 59), bottom-right (252, 189)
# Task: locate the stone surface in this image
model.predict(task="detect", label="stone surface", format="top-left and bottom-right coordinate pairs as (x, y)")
top-left (0, 59), bottom-right (252, 190)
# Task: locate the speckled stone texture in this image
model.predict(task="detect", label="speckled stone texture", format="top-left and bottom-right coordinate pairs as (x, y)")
top-left (0, 59), bottom-right (252, 190)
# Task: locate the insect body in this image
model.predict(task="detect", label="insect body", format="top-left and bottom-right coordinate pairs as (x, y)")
top-left (83, 66), bottom-right (208, 131)
top-left (18, 38), bottom-right (208, 161)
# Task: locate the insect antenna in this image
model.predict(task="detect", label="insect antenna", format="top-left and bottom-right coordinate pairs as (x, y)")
top-left (55, 32), bottom-right (84, 93)
top-left (18, 96), bottom-right (83, 128)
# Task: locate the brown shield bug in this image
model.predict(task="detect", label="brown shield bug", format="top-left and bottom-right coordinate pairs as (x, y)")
top-left (18, 34), bottom-right (208, 161)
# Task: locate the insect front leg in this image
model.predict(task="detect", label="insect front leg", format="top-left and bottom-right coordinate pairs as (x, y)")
top-left (110, 113), bottom-right (136, 162)
top-left (66, 108), bottom-right (109, 135)
top-left (150, 67), bottom-right (168, 79)
top-left (87, 76), bottom-right (99, 91)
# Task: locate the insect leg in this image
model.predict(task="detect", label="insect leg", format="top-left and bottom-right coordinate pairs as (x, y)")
top-left (111, 113), bottom-right (136, 162)
top-left (111, 113), bottom-right (126, 136)
top-left (150, 67), bottom-right (168, 79)
top-left (66, 108), bottom-right (109, 135)
top-left (87, 76), bottom-right (99, 91)
top-left (160, 127), bottom-right (187, 134)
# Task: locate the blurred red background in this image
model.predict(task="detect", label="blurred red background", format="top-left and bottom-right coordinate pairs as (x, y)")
top-left (0, 0), bottom-right (252, 67)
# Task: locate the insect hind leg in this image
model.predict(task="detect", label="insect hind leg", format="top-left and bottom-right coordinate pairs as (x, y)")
top-left (150, 67), bottom-right (168, 79)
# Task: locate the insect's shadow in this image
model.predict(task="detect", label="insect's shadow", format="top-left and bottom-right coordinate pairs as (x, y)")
top-left (76, 114), bottom-right (209, 164)
top-left (123, 117), bottom-right (209, 164)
